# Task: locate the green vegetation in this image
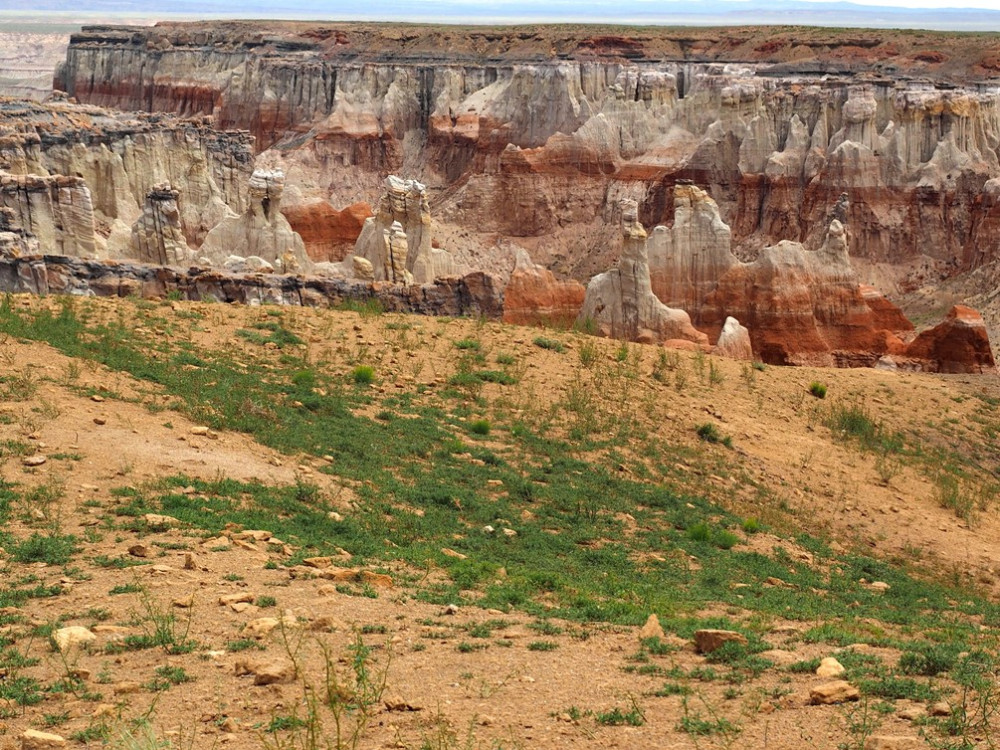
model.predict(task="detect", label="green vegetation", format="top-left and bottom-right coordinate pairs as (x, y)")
top-left (809, 381), bottom-right (827, 399)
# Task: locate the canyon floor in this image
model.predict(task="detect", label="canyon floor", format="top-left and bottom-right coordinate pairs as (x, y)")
top-left (0, 293), bottom-right (999, 750)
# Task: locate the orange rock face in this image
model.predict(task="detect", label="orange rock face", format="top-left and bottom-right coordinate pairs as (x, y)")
top-left (502, 249), bottom-right (586, 327)
top-left (905, 305), bottom-right (996, 374)
top-left (282, 201), bottom-right (373, 263)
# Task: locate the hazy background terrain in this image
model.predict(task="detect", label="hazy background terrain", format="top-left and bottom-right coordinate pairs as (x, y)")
top-left (2, 0), bottom-right (1000, 30)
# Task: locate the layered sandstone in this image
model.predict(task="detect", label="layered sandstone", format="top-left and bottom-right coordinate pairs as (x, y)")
top-left (199, 169), bottom-right (310, 273)
top-left (578, 199), bottom-right (708, 346)
top-left (0, 253), bottom-right (502, 319)
top-left (502, 248), bottom-right (586, 327)
top-left (130, 183), bottom-right (191, 266)
top-left (0, 98), bottom-right (253, 259)
top-left (351, 176), bottom-right (458, 284)
top-left (52, 22), bottom-right (1000, 294)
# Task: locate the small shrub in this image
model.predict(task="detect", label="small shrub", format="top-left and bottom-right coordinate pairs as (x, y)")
top-left (696, 423), bottom-right (732, 448)
top-left (469, 419), bottom-right (491, 436)
top-left (741, 517), bottom-right (761, 534)
top-left (596, 703), bottom-right (645, 726)
top-left (809, 382), bottom-right (827, 399)
top-left (533, 336), bottom-right (566, 354)
top-left (454, 339), bottom-right (481, 351)
top-left (752, 361), bottom-right (766, 371)
top-left (495, 352), bottom-right (516, 366)
top-left (352, 365), bottom-right (375, 385)
top-left (686, 523), bottom-right (711, 543)
top-left (255, 595), bottom-right (277, 608)
top-left (714, 530), bottom-right (739, 550)
top-left (527, 640), bottom-right (558, 652)
top-left (578, 339), bottom-right (599, 367)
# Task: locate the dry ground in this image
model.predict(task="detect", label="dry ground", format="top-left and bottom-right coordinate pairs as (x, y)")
top-left (0, 294), bottom-right (998, 750)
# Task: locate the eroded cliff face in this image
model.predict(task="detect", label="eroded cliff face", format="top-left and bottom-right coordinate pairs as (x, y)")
top-left (52, 22), bottom-right (1000, 290)
top-left (0, 98), bottom-right (253, 261)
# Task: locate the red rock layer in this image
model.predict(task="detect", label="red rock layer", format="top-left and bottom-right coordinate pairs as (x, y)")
top-left (282, 201), bottom-right (373, 263)
top-left (502, 259), bottom-right (586, 327)
top-left (905, 305), bottom-right (996, 374)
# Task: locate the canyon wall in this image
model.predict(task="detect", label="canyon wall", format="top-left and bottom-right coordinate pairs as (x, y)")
top-left (0, 98), bottom-right (254, 261)
top-left (52, 22), bottom-right (1000, 290)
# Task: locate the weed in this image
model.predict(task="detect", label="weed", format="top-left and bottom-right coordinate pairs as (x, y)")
top-left (578, 339), bottom-right (599, 367)
top-left (527, 640), bottom-right (558, 652)
top-left (145, 664), bottom-right (193, 691)
top-left (351, 366), bottom-right (375, 386)
top-left (533, 336), bottom-right (566, 354)
top-left (741, 518), bottom-right (761, 534)
top-left (696, 423), bottom-right (732, 448)
top-left (809, 382), bottom-right (828, 399)
top-left (9, 533), bottom-right (78, 565)
top-left (262, 631), bottom-right (390, 750)
top-left (469, 419), bottom-right (491, 436)
top-left (837, 695), bottom-right (885, 750)
top-left (596, 695), bottom-right (645, 726)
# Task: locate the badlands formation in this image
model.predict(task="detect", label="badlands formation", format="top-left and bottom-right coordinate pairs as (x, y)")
top-left (0, 21), bottom-right (996, 369)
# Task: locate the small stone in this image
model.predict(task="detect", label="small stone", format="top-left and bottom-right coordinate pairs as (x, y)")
top-left (384, 694), bottom-right (423, 712)
top-left (113, 681), bottom-right (141, 695)
top-left (219, 593), bottom-right (254, 607)
top-left (229, 602), bottom-right (251, 613)
top-left (144, 513), bottom-right (180, 527)
top-left (501, 528), bottom-right (517, 538)
top-left (21, 729), bottom-right (66, 749)
top-left (869, 581), bottom-right (891, 593)
top-left (303, 557), bottom-right (332, 569)
top-left (809, 681), bottom-right (860, 705)
top-left (238, 658), bottom-right (296, 685)
top-left (816, 657), bottom-right (846, 678)
top-left (183, 552), bottom-right (198, 570)
top-left (866, 737), bottom-right (923, 750)
top-left (639, 614), bottom-right (665, 641)
top-left (128, 544), bottom-right (150, 558)
top-left (928, 701), bottom-right (952, 717)
top-left (897, 706), bottom-right (926, 721)
top-left (52, 626), bottom-right (96, 654)
top-left (443, 604), bottom-right (459, 616)
top-left (173, 595), bottom-right (195, 608)
top-left (309, 616), bottom-right (349, 632)
top-left (190, 426), bottom-right (210, 436)
top-left (93, 417), bottom-right (107, 426)
top-left (328, 512), bottom-right (344, 522)
top-left (90, 395), bottom-right (104, 402)
top-left (694, 629), bottom-right (748, 654)
top-left (441, 548), bottom-right (467, 559)
top-left (21, 455), bottom-right (46, 467)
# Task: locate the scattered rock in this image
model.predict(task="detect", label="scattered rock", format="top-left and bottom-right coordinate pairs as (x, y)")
top-left (443, 604), bottom-right (459, 616)
top-left (21, 729), bottom-right (66, 749)
top-left (113, 681), bottom-right (141, 695)
top-left (93, 417), bottom-right (107, 426)
top-left (694, 629), bottom-right (748, 654)
top-left (190, 426), bottom-right (210, 435)
top-left (866, 736), bottom-right (923, 750)
top-left (21, 455), bottom-right (46, 467)
top-left (128, 544), bottom-right (150, 558)
top-left (52, 626), bottom-right (96, 654)
top-left (869, 581), bottom-right (891, 593)
top-left (639, 614), bottom-right (665, 641)
top-left (219, 593), bottom-right (255, 607)
top-left (441, 548), bottom-right (467, 560)
top-left (809, 681), bottom-right (860, 705)
top-left (928, 701), bottom-right (952, 717)
top-left (143, 513), bottom-right (180, 527)
top-left (173, 595), bottom-right (195, 608)
top-left (303, 556), bottom-right (332, 569)
top-left (384, 695), bottom-right (423, 712)
top-left (816, 657), bottom-right (846, 678)
top-left (235, 657), bottom-right (296, 685)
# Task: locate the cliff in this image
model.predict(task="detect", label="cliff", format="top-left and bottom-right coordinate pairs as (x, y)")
top-left (52, 22), bottom-right (1000, 291)
top-left (0, 98), bottom-right (254, 262)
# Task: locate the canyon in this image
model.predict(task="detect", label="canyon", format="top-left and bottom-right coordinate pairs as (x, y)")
top-left (0, 20), bottom-right (998, 370)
